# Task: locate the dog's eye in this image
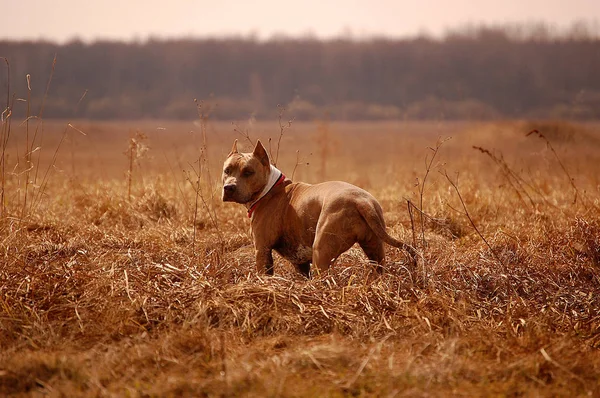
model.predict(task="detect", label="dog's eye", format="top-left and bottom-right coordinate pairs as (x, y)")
top-left (224, 167), bottom-right (231, 175)
top-left (242, 169), bottom-right (254, 177)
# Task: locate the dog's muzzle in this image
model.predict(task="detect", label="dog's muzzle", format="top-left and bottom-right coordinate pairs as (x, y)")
top-left (222, 184), bottom-right (236, 202)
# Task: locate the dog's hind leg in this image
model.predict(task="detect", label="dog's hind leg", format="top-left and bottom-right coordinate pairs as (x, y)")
top-left (359, 236), bottom-right (386, 273)
top-left (312, 217), bottom-right (355, 274)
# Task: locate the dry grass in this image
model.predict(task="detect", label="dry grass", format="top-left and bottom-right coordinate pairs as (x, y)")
top-left (1, 118), bottom-right (600, 396)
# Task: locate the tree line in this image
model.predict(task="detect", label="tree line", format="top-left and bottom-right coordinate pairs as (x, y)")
top-left (1, 25), bottom-right (600, 120)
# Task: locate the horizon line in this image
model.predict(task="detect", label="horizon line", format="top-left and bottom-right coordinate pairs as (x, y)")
top-left (1, 19), bottom-right (599, 45)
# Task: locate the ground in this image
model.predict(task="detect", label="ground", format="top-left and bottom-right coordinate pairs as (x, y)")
top-left (1, 119), bottom-right (599, 396)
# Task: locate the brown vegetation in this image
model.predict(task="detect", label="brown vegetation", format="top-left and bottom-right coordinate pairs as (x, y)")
top-left (1, 116), bottom-right (600, 396)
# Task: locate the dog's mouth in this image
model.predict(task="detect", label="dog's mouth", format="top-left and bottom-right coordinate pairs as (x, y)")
top-left (222, 190), bottom-right (237, 203)
top-left (222, 188), bottom-right (252, 204)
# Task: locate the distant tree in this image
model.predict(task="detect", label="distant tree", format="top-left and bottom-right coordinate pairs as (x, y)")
top-left (1, 23), bottom-right (599, 120)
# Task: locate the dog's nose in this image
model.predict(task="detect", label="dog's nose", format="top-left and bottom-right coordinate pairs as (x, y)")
top-left (223, 184), bottom-right (236, 194)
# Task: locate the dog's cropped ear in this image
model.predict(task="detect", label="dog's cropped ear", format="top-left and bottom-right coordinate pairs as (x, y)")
top-left (253, 140), bottom-right (270, 167)
top-left (229, 139), bottom-right (239, 156)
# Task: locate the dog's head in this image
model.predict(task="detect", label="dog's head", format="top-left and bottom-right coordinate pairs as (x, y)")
top-left (222, 139), bottom-right (271, 204)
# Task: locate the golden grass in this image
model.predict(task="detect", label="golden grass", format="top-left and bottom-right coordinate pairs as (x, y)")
top-left (1, 118), bottom-right (600, 396)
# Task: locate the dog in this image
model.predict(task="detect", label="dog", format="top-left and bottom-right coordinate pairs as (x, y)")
top-left (222, 139), bottom-right (417, 277)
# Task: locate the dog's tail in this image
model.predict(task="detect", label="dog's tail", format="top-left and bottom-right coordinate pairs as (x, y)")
top-left (357, 201), bottom-right (418, 265)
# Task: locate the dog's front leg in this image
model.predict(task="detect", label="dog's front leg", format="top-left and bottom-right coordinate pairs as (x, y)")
top-left (255, 248), bottom-right (274, 275)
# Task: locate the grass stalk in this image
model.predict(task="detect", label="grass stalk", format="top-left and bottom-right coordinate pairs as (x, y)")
top-left (30, 55), bottom-right (57, 203)
top-left (0, 57), bottom-right (11, 219)
top-left (527, 128), bottom-right (579, 204)
top-left (443, 170), bottom-right (512, 301)
top-left (21, 74), bottom-right (31, 221)
top-left (271, 104), bottom-right (293, 167)
top-left (416, 137), bottom-right (448, 250)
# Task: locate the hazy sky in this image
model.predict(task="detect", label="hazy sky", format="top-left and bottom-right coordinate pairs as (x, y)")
top-left (2, 0), bottom-right (599, 42)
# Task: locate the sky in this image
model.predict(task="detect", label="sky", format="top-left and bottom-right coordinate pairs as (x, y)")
top-left (1, 0), bottom-right (599, 42)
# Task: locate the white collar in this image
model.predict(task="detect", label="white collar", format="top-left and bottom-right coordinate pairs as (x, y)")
top-left (246, 164), bottom-right (285, 218)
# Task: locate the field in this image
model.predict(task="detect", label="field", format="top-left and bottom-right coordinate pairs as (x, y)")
top-left (1, 117), bottom-right (600, 396)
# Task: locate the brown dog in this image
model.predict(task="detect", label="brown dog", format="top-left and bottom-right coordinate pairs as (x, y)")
top-left (222, 139), bottom-right (416, 277)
